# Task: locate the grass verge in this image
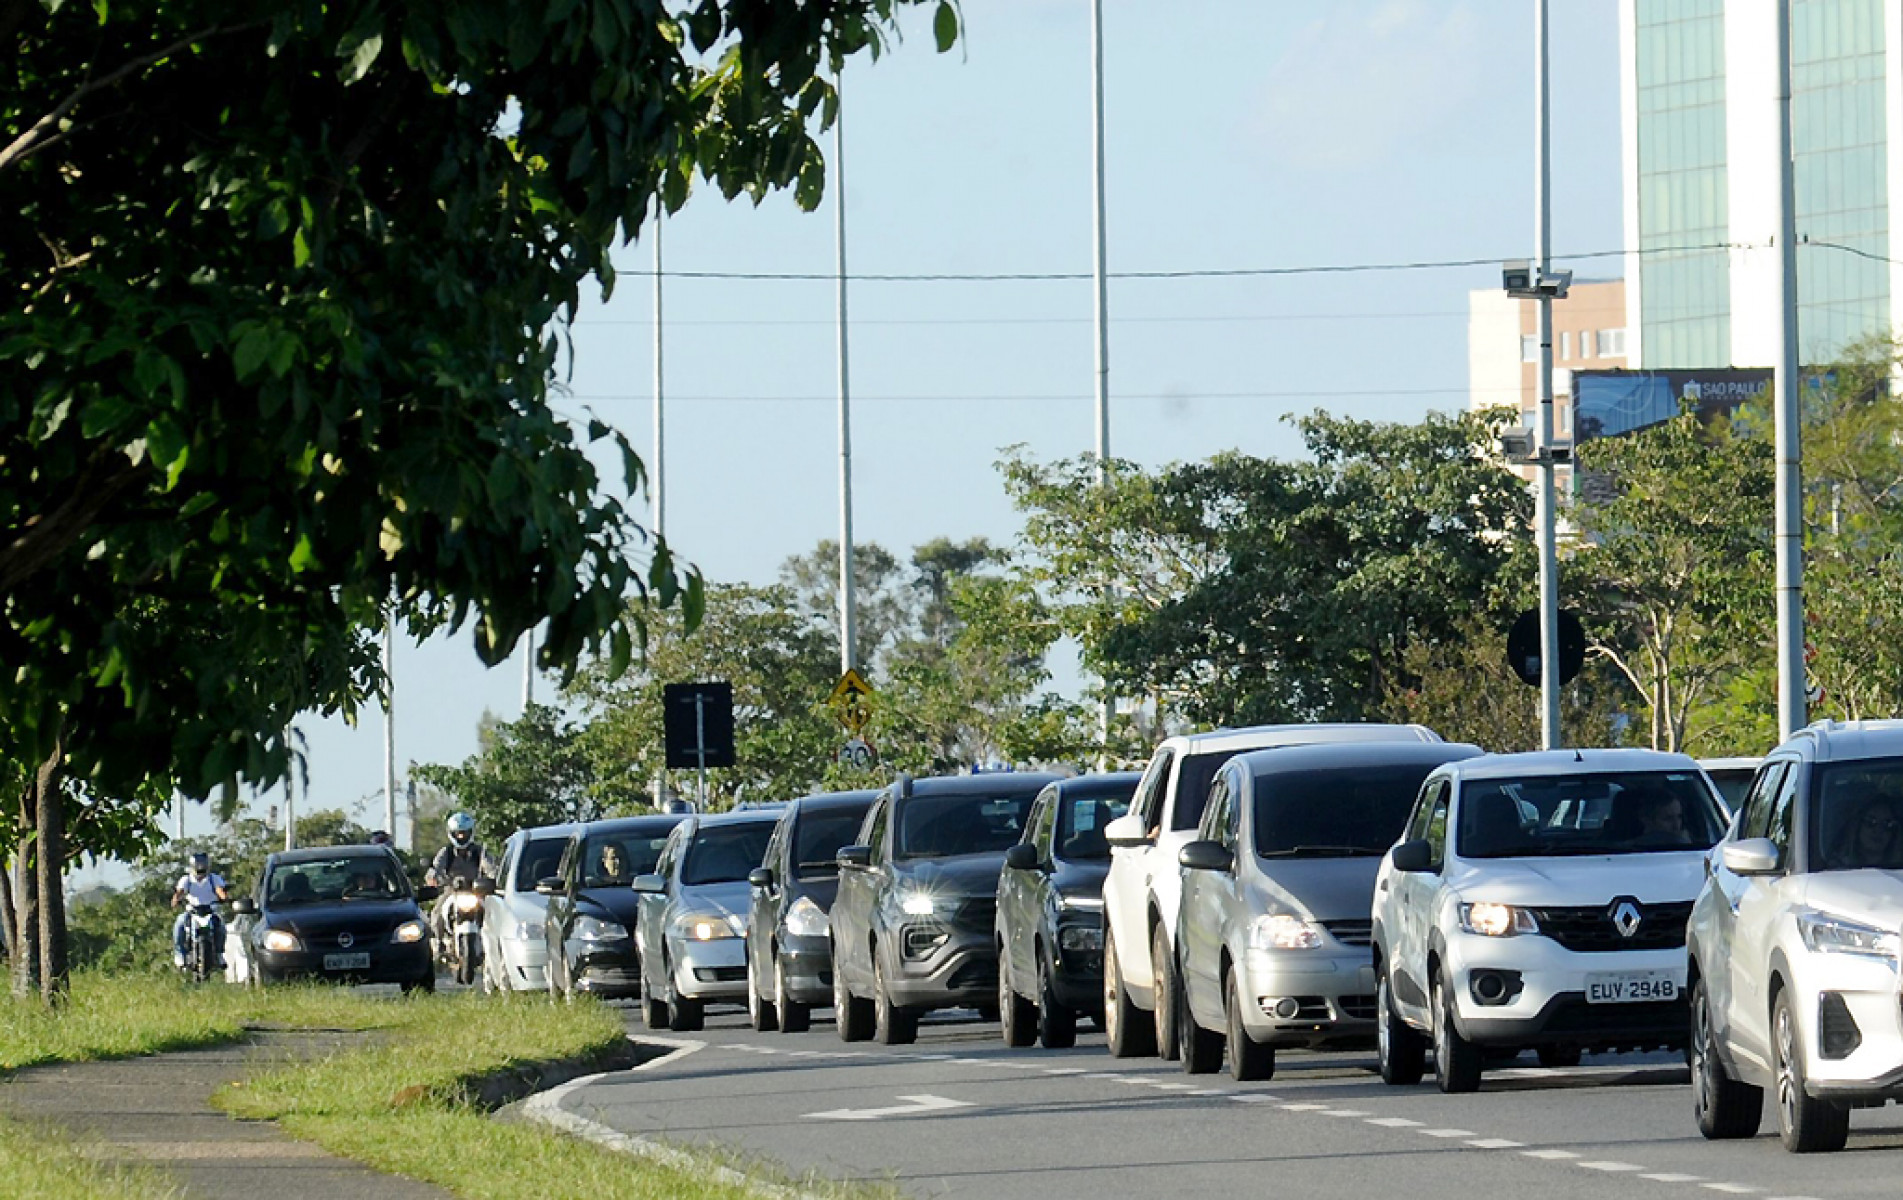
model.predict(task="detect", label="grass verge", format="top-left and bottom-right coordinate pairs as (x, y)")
top-left (0, 1115), bottom-right (178, 1200)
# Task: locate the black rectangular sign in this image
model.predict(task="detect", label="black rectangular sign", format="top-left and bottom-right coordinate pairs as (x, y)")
top-left (663, 681), bottom-right (735, 770)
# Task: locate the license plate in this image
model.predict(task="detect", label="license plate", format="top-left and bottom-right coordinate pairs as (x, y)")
top-left (322, 952), bottom-right (371, 971)
top-left (1585, 970), bottom-right (1677, 1004)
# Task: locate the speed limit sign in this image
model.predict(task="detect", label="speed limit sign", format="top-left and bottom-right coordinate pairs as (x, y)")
top-left (837, 737), bottom-right (878, 768)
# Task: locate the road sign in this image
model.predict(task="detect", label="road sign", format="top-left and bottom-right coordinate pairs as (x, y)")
top-left (663, 682), bottom-right (735, 770)
top-left (1506, 609), bottom-right (1587, 688)
top-left (828, 668), bottom-right (876, 735)
top-left (836, 737), bottom-right (878, 769)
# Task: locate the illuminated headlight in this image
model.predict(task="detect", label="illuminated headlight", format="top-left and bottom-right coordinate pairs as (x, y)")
top-left (515, 922), bottom-right (546, 942)
top-left (391, 920), bottom-right (427, 944)
top-left (782, 895), bottom-right (830, 939)
top-left (1248, 914), bottom-right (1324, 951)
top-left (262, 929), bottom-right (301, 953)
top-left (573, 916), bottom-right (626, 943)
top-left (1459, 902), bottom-right (1539, 938)
top-left (1058, 923), bottom-right (1103, 952)
top-left (898, 892), bottom-right (941, 917)
top-left (670, 911), bottom-right (742, 941)
top-left (453, 893), bottom-right (482, 914)
top-left (1796, 910), bottom-right (1900, 960)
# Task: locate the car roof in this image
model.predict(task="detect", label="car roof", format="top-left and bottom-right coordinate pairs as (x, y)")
top-left (1787, 720), bottom-right (1903, 763)
top-left (1230, 741), bottom-right (1484, 779)
top-left (1047, 772), bottom-right (1143, 799)
top-left (1696, 757), bottom-right (1762, 772)
top-left (1162, 723), bottom-right (1443, 757)
top-left (519, 822), bottom-right (580, 842)
top-left (685, 808), bottom-right (784, 830)
top-left (574, 814), bottom-right (686, 838)
top-left (1444, 748), bottom-right (1704, 783)
top-left (788, 790), bottom-right (881, 815)
top-left (266, 844), bottom-right (398, 866)
top-left (890, 772), bottom-right (1066, 799)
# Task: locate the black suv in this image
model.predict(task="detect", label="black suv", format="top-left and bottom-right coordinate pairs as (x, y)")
top-left (830, 771), bottom-right (1060, 1044)
top-left (997, 772), bottom-right (1140, 1048)
top-left (744, 790), bottom-right (877, 1033)
top-left (542, 814), bottom-right (684, 998)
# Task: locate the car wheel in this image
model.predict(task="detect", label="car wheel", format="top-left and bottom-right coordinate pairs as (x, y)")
top-left (833, 944), bottom-right (874, 1042)
top-left (776, 955), bottom-right (812, 1034)
top-left (1376, 967), bottom-right (1426, 1086)
top-left (872, 953), bottom-right (918, 1045)
top-left (1536, 1045), bottom-right (1582, 1069)
top-left (1692, 976), bottom-right (1762, 1140)
top-left (1037, 951), bottom-right (1078, 1051)
top-left (1773, 987), bottom-right (1848, 1152)
top-left (642, 992), bottom-right (669, 1030)
top-left (401, 971), bottom-right (435, 996)
top-left (747, 950), bottom-right (779, 1033)
top-left (1224, 970), bottom-right (1273, 1081)
top-left (668, 994), bottom-right (705, 1033)
top-left (1151, 924), bottom-right (1181, 1062)
top-left (1103, 924), bottom-right (1156, 1058)
top-left (1178, 959), bottom-right (1223, 1075)
top-left (999, 944), bottom-right (1036, 1048)
top-left (1432, 972), bottom-right (1483, 1094)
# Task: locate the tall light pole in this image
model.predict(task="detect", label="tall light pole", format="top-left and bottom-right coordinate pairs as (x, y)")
top-left (834, 75), bottom-right (858, 677)
top-left (1772, 0), bottom-right (1806, 738)
top-left (382, 611), bottom-right (397, 842)
top-left (1531, 0), bottom-right (1562, 750)
top-left (653, 206), bottom-right (667, 544)
top-left (521, 630), bottom-right (533, 710)
top-left (1090, 0), bottom-right (1113, 768)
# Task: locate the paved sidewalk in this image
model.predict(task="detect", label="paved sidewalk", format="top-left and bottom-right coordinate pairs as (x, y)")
top-left (0, 1029), bottom-right (450, 1199)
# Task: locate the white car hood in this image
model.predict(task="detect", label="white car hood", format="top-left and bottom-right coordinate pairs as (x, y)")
top-left (1447, 852), bottom-right (1707, 906)
top-left (1796, 871), bottom-right (1903, 927)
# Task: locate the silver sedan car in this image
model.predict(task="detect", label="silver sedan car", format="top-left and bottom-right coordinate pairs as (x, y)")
top-left (480, 823), bottom-right (576, 992)
top-left (634, 810), bottom-right (778, 1031)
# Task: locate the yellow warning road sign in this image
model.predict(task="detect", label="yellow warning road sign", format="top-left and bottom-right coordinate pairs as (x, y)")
top-left (828, 669), bottom-right (875, 734)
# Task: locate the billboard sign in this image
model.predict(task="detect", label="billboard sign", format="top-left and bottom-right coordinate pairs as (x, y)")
top-left (1572, 368), bottom-right (1772, 443)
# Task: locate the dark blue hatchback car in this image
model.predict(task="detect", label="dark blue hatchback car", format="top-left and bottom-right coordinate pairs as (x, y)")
top-left (237, 845), bottom-right (437, 992)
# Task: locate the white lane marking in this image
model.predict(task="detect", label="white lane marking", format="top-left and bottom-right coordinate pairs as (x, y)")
top-left (1420, 1129), bottom-right (1475, 1139)
top-left (996, 1062), bottom-right (1042, 1070)
top-left (1044, 1067), bottom-right (1087, 1076)
top-left (806, 1094), bottom-right (975, 1122)
top-left (1467, 1138), bottom-right (1523, 1149)
top-left (1642, 1176), bottom-right (1705, 1185)
top-left (1153, 1083), bottom-right (1196, 1092)
top-left (787, 1051), bottom-right (823, 1058)
top-left (1280, 1103), bottom-right (1331, 1111)
top-left (1320, 1109), bottom-right (1370, 1118)
top-left (1701, 1186), bottom-right (1759, 1195)
top-left (1365, 1117), bottom-right (1422, 1128)
top-left (914, 1053), bottom-right (955, 1061)
top-left (1188, 1089), bottom-right (1224, 1097)
top-left (1523, 1149), bottom-right (1579, 1160)
top-left (1229, 1094), bottom-right (1277, 1103)
top-left (1577, 1162), bottom-right (1643, 1172)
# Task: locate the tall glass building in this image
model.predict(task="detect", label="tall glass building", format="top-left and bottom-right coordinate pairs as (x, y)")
top-left (1620, 0), bottom-right (1902, 368)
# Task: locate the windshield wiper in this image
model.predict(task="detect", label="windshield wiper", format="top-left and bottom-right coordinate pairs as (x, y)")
top-left (1258, 845), bottom-right (1385, 858)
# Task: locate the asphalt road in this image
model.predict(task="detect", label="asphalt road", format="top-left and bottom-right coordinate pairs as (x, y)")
top-left (551, 1004), bottom-right (1903, 1200)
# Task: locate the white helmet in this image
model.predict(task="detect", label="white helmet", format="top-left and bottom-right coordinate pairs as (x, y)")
top-left (447, 811), bottom-right (475, 846)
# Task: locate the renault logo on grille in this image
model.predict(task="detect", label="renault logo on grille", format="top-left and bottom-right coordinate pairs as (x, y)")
top-left (337, 932), bottom-right (354, 949)
top-left (1610, 900), bottom-right (1643, 939)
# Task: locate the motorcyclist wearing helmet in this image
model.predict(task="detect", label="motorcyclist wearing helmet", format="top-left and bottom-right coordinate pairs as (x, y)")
top-left (171, 852), bottom-right (229, 970)
top-left (427, 812), bottom-right (495, 942)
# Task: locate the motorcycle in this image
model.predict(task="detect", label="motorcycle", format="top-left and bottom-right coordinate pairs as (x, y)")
top-left (437, 876), bottom-right (491, 986)
top-left (181, 902), bottom-right (221, 983)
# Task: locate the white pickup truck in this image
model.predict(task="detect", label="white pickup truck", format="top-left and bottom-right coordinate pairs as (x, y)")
top-left (1100, 723), bottom-right (1444, 1058)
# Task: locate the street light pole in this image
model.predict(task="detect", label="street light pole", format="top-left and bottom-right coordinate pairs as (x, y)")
top-left (1533, 0), bottom-right (1562, 750)
top-left (834, 75), bottom-right (857, 678)
top-left (1090, 0), bottom-right (1113, 768)
top-left (383, 611), bottom-right (397, 841)
top-left (1772, 0), bottom-right (1806, 738)
top-left (653, 205), bottom-right (666, 544)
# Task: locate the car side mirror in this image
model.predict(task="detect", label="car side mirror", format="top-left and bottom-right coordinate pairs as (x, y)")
top-left (1389, 839), bottom-right (1435, 874)
top-left (1721, 838), bottom-right (1781, 876)
top-left (1003, 843), bottom-right (1042, 872)
top-left (837, 845), bottom-right (872, 870)
top-left (533, 877), bottom-right (564, 896)
top-left (1177, 840), bottom-right (1234, 873)
top-left (631, 873), bottom-right (667, 894)
top-left (230, 898), bottom-right (257, 916)
top-left (416, 885), bottom-right (441, 902)
top-left (1104, 813), bottom-right (1152, 848)
top-left (748, 867), bottom-right (775, 890)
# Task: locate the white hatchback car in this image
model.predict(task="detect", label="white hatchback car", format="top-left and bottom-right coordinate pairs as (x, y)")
top-left (1688, 720), bottom-right (1903, 1153)
top-left (1372, 749), bottom-right (1729, 1092)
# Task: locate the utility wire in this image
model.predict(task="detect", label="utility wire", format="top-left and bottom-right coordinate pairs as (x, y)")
top-left (567, 385), bottom-right (1534, 405)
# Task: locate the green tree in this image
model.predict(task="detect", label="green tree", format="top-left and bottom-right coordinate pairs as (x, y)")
top-left (778, 541), bottom-right (913, 671)
top-left (411, 704), bottom-right (608, 846)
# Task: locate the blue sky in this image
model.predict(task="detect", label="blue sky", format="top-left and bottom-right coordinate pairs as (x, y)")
top-left (108, 0), bottom-right (1627, 871)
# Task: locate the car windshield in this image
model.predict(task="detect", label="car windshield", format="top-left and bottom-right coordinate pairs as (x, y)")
top-left (681, 822), bottom-right (775, 886)
top-left (515, 837), bottom-right (567, 891)
top-left (581, 833), bottom-right (668, 888)
top-left (895, 791), bottom-right (1035, 860)
top-left (1252, 763), bottom-right (1444, 858)
top-left (1811, 758), bottom-right (1903, 871)
top-left (267, 856), bottom-right (405, 905)
top-left (1705, 769), bottom-right (1754, 814)
top-left (1055, 787), bottom-right (1135, 861)
top-left (1457, 771), bottom-right (1726, 858)
top-left (1168, 753), bottom-right (1229, 832)
top-left (794, 808), bottom-right (871, 879)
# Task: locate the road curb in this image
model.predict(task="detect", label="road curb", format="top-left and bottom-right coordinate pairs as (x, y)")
top-left (455, 1033), bottom-right (665, 1110)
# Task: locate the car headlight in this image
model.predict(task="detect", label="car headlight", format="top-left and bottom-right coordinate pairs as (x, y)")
top-left (1058, 922), bottom-right (1104, 952)
top-left (1796, 910), bottom-right (1900, 960)
top-left (1459, 902), bottom-right (1539, 938)
top-left (1248, 914), bottom-right (1324, 951)
top-left (391, 920), bottom-right (427, 944)
top-left (572, 916), bottom-right (626, 943)
top-left (516, 921), bottom-right (546, 943)
top-left (262, 929), bottom-right (301, 953)
top-left (782, 895), bottom-right (830, 939)
top-left (669, 911), bottom-right (742, 941)
top-left (897, 891), bottom-right (941, 917)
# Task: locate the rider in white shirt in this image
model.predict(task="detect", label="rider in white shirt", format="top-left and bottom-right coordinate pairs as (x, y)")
top-left (172, 851), bottom-right (230, 969)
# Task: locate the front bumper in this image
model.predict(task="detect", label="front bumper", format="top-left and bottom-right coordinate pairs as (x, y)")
top-left (882, 921), bottom-right (997, 1010)
top-left (572, 937), bottom-right (642, 996)
top-left (1445, 932), bottom-right (1688, 1051)
top-left (256, 940), bottom-right (431, 986)
top-left (1235, 947), bottom-right (1378, 1048)
top-left (1781, 949), bottom-right (1903, 1100)
top-left (492, 935), bottom-right (550, 991)
top-left (777, 934), bottom-right (834, 1005)
top-left (671, 935), bottom-right (747, 1001)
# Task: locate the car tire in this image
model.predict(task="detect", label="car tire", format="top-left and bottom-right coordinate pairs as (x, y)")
top-left (1773, 987), bottom-right (1848, 1152)
top-left (1178, 961), bottom-right (1224, 1075)
top-left (1151, 924), bottom-right (1181, 1062)
top-left (668, 995), bottom-right (705, 1033)
top-left (1376, 967), bottom-right (1426, 1086)
top-left (1536, 1045), bottom-right (1582, 1069)
top-left (642, 994), bottom-right (669, 1030)
top-left (401, 972), bottom-right (435, 996)
top-left (776, 956), bottom-right (812, 1034)
top-left (1103, 924), bottom-right (1156, 1058)
top-left (1432, 972), bottom-right (1483, 1094)
top-left (872, 954), bottom-right (918, 1046)
top-left (1224, 970), bottom-right (1274, 1081)
top-left (1037, 951), bottom-right (1078, 1051)
top-left (999, 947), bottom-right (1036, 1048)
top-left (1691, 976), bottom-right (1762, 1140)
top-left (834, 945), bottom-right (874, 1042)
top-left (747, 951), bottom-right (779, 1033)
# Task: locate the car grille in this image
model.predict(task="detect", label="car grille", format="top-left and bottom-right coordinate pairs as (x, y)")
top-left (952, 897), bottom-right (996, 932)
top-left (309, 925), bottom-right (394, 950)
top-left (1336, 994), bottom-right (1377, 1020)
top-left (1321, 919), bottom-right (1372, 948)
top-left (947, 959), bottom-right (997, 991)
top-left (1527, 901), bottom-right (1693, 953)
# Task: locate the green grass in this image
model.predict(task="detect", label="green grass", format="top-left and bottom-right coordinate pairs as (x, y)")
top-left (0, 1116), bottom-right (178, 1200)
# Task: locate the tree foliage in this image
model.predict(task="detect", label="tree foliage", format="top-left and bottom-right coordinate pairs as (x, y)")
top-left (410, 705), bottom-right (609, 846)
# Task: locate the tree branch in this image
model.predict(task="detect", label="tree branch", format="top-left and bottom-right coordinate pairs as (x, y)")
top-left (0, 451), bottom-right (148, 595)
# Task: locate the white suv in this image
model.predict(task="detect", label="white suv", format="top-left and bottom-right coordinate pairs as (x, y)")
top-left (1099, 723), bottom-right (1442, 1058)
top-left (1688, 720), bottom-right (1903, 1153)
top-left (1372, 749), bottom-right (1728, 1092)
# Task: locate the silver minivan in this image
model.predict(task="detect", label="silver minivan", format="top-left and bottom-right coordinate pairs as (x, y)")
top-left (1175, 740), bottom-right (1483, 1079)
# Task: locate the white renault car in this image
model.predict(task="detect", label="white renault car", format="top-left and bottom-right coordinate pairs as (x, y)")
top-left (1689, 720), bottom-right (1903, 1153)
top-left (1372, 749), bottom-right (1728, 1092)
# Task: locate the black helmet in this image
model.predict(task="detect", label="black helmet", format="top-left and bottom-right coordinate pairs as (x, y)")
top-left (189, 851), bottom-right (210, 876)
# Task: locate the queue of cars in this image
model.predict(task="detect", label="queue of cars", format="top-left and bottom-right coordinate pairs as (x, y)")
top-left (443, 717), bottom-right (1903, 1157)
